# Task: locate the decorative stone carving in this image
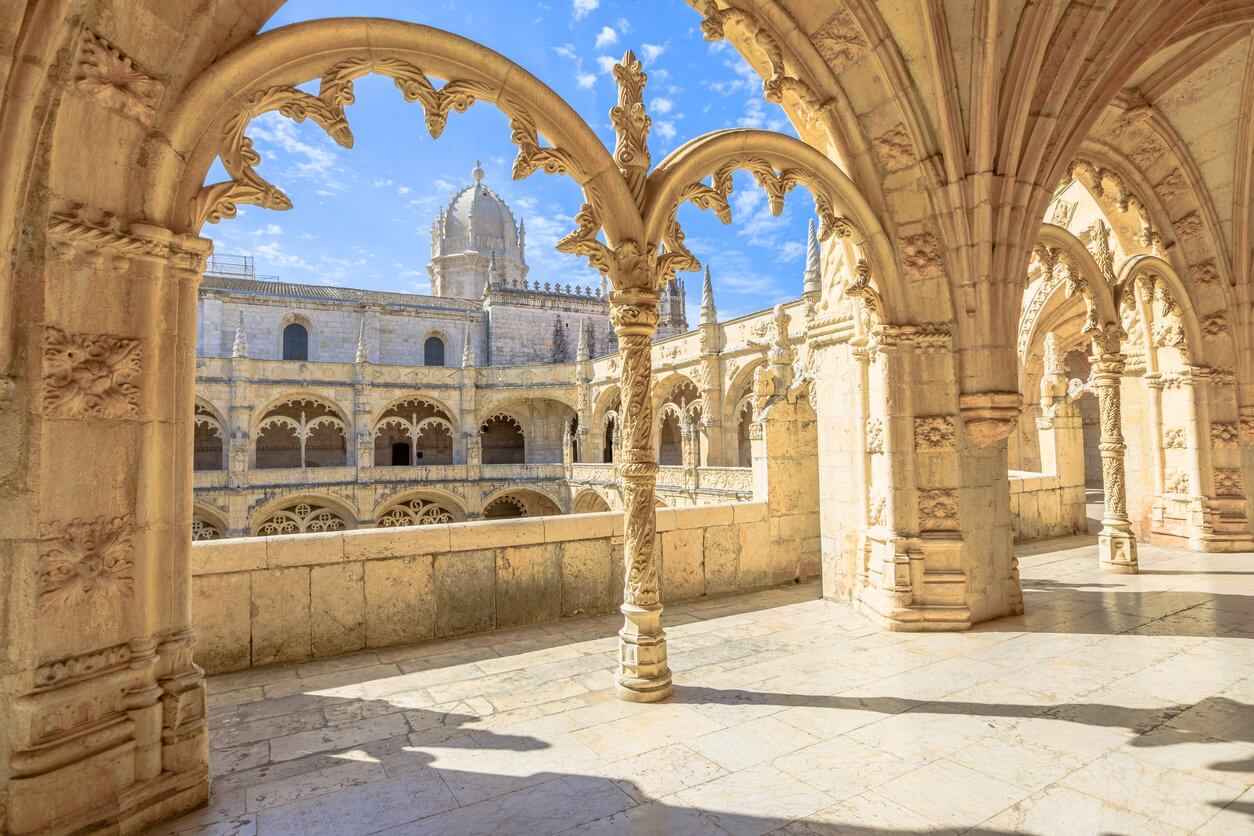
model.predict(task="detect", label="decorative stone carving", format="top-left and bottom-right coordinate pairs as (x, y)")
top-left (1201, 313), bottom-right (1231, 339)
top-left (191, 517), bottom-right (222, 540)
top-left (37, 515), bottom-right (136, 609)
top-left (257, 502), bottom-right (348, 535)
top-left (1241, 415), bottom-right (1254, 443)
top-left (1127, 135), bottom-right (1164, 168)
top-left (1162, 426), bottom-right (1186, 449)
top-left (1214, 468), bottom-right (1243, 498)
top-left (42, 327), bottom-right (141, 419)
top-left (959, 392), bottom-right (1020, 447)
top-left (377, 498), bottom-right (456, 527)
top-left (918, 489), bottom-right (959, 532)
top-left (1173, 211), bottom-right (1204, 240)
top-left (873, 124), bottom-right (915, 173)
top-left (867, 491), bottom-right (887, 527)
top-left (901, 232), bottom-right (942, 279)
top-left (1190, 261), bottom-right (1217, 286)
top-left (34, 642), bottom-right (134, 689)
top-left (1165, 469), bottom-right (1190, 494)
top-left (865, 418), bottom-right (884, 454)
top-left (914, 415), bottom-right (956, 451)
top-left (812, 10), bottom-right (868, 72)
top-left (1210, 422), bottom-right (1238, 449)
top-left (1154, 169), bottom-right (1187, 201)
top-left (75, 29), bottom-right (163, 124)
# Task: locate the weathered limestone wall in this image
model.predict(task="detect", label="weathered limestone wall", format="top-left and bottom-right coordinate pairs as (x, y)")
top-left (190, 501), bottom-right (813, 673)
top-left (1009, 473), bottom-right (1088, 543)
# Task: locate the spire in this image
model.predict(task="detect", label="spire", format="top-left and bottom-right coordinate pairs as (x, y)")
top-left (803, 219), bottom-right (821, 297)
top-left (231, 311), bottom-right (248, 358)
top-left (700, 265), bottom-right (717, 325)
top-left (517, 218), bottom-right (526, 254)
top-left (355, 317), bottom-right (368, 364)
top-left (577, 317), bottom-right (589, 361)
top-left (461, 326), bottom-right (474, 367)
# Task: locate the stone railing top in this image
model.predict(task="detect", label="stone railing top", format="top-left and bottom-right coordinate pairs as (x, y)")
top-left (192, 501), bottom-right (767, 575)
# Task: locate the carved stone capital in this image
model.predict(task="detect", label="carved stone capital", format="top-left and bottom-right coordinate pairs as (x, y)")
top-left (958, 392), bottom-right (1021, 447)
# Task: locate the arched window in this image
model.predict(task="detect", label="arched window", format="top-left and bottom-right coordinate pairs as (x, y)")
top-left (282, 323), bottom-right (309, 361)
top-left (424, 335), bottom-right (445, 366)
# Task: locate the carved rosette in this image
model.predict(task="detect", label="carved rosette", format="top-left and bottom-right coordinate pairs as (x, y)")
top-left (1214, 469), bottom-right (1244, 498)
top-left (1162, 426), bottom-right (1186, 449)
top-left (37, 515), bottom-right (136, 609)
top-left (914, 416), bottom-right (956, 451)
top-left (918, 490), bottom-right (959, 533)
top-left (42, 326), bottom-right (141, 419)
top-left (1165, 469), bottom-right (1191, 494)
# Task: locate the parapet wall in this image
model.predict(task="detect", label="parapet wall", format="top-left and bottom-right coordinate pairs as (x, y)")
top-left (190, 502), bottom-right (817, 673)
top-left (1009, 471), bottom-right (1088, 543)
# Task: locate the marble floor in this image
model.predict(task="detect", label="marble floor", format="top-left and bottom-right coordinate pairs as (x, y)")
top-left (161, 536), bottom-right (1253, 835)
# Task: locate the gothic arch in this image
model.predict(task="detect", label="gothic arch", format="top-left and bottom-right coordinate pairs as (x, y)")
top-left (572, 488), bottom-right (612, 514)
top-left (480, 486), bottom-right (564, 517)
top-left (721, 357), bottom-right (767, 426)
top-left (146, 18), bottom-right (642, 255)
top-left (191, 503), bottom-right (229, 540)
top-left (252, 391), bottom-right (350, 433)
top-left (374, 393), bottom-right (456, 427)
top-left (249, 493), bottom-right (359, 535)
top-left (1118, 254), bottom-right (1208, 364)
top-left (374, 489), bottom-right (466, 526)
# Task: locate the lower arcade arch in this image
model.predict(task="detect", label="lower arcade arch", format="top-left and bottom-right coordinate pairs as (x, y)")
top-left (251, 496), bottom-right (358, 536)
top-left (571, 489), bottom-right (612, 514)
top-left (481, 488), bottom-right (563, 519)
top-left (375, 491), bottom-right (465, 526)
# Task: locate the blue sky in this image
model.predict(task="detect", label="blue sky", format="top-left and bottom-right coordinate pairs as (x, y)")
top-left (205, 0), bottom-right (815, 322)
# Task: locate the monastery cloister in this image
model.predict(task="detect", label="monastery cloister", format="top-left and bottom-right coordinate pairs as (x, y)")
top-left (1, 1), bottom-right (1252, 833)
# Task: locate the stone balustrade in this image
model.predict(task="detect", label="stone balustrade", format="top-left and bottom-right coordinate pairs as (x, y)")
top-left (1008, 471), bottom-right (1088, 542)
top-left (191, 501), bottom-right (817, 673)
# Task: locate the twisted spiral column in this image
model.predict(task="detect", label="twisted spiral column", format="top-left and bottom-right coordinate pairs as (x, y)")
top-left (1092, 353), bottom-right (1138, 573)
top-left (611, 287), bottom-right (671, 702)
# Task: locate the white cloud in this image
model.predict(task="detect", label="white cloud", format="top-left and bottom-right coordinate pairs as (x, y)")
top-left (652, 97), bottom-right (674, 114)
top-left (576, 71), bottom-right (596, 89)
top-left (594, 26), bottom-right (617, 49)
top-left (641, 43), bottom-right (666, 63)
top-left (251, 223), bottom-right (283, 237)
top-left (248, 113), bottom-right (344, 192)
top-left (654, 121), bottom-right (677, 141)
top-left (397, 186), bottom-right (411, 196)
top-left (372, 177), bottom-right (395, 188)
top-left (434, 179), bottom-right (455, 192)
top-left (596, 55), bottom-right (618, 74)
top-left (573, 0), bottom-right (598, 20)
top-left (554, 43), bottom-right (597, 90)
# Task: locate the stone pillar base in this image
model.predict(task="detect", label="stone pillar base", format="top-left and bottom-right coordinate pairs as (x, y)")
top-left (1098, 527), bottom-right (1139, 573)
top-left (616, 603), bottom-right (672, 703)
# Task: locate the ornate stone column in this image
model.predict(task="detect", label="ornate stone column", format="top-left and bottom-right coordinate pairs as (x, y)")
top-left (1091, 351), bottom-right (1138, 572)
top-left (610, 286), bottom-right (671, 702)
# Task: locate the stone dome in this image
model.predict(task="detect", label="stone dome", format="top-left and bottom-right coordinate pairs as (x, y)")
top-left (433, 162), bottom-right (522, 261)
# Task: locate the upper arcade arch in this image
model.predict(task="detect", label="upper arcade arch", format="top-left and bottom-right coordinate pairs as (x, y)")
top-left (146, 18), bottom-right (643, 257)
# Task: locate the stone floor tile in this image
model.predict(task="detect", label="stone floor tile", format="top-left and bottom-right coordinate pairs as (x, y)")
top-left (980, 785), bottom-right (1188, 835)
top-left (873, 758), bottom-right (1031, 828)
top-left (1059, 751), bottom-right (1245, 831)
top-left (151, 788), bottom-right (248, 836)
top-left (211, 707), bottom-right (328, 750)
top-left (600, 743), bottom-right (728, 802)
top-left (573, 705), bottom-right (727, 762)
top-left (1193, 786), bottom-right (1254, 835)
top-left (564, 795), bottom-right (727, 835)
top-left (686, 715), bottom-right (820, 771)
top-left (848, 706), bottom-right (1009, 765)
top-left (778, 791), bottom-right (959, 835)
top-left (254, 774), bottom-right (457, 835)
top-left (268, 712), bottom-right (412, 762)
top-left (244, 760), bottom-right (388, 811)
top-left (772, 735), bottom-right (917, 801)
top-left (674, 763), bottom-right (833, 836)
top-left (380, 774), bottom-right (636, 835)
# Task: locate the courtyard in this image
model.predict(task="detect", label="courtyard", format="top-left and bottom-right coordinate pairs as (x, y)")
top-left (163, 536), bottom-right (1252, 835)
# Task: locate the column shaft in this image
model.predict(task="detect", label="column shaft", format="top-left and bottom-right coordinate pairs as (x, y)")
top-left (1093, 354), bottom-right (1138, 572)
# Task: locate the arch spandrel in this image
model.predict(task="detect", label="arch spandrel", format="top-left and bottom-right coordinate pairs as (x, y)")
top-left (1117, 253), bottom-right (1210, 365)
top-left (147, 18), bottom-right (642, 251)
